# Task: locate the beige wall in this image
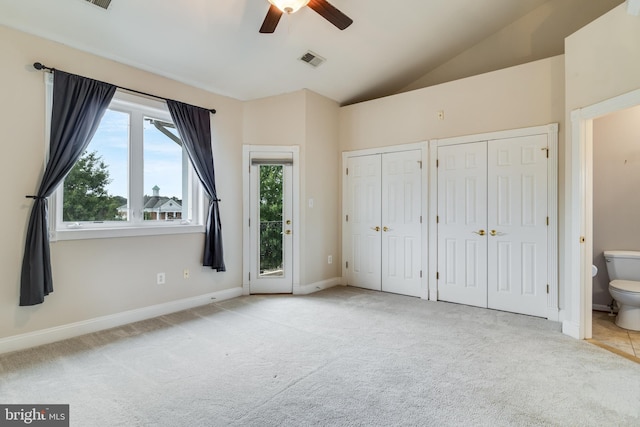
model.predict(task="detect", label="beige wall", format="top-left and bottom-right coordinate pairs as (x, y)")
top-left (565, 5), bottom-right (640, 111)
top-left (401, 0), bottom-right (622, 93)
top-left (0, 25), bottom-right (245, 340)
top-left (564, 4), bottom-right (640, 325)
top-left (304, 91), bottom-right (341, 284)
top-left (592, 105), bottom-right (640, 306)
top-left (243, 90), bottom-right (341, 286)
top-left (340, 55), bottom-right (564, 151)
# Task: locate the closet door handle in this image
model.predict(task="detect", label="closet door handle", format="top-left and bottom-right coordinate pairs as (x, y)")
top-left (371, 226), bottom-right (380, 232)
top-left (472, 230), bottom-right (486, 236)
top-left (383, 226), bottom-right (392, 232)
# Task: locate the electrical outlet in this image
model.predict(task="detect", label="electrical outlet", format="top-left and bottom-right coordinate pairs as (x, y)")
top-left (437, 110), bottom-right (445, 120)
top-left (157, 272), bottom-right (166, 285)
top-left (183, 269), bottom-right (190, 279)
top-left (328, 255), bottom-right (333, 264)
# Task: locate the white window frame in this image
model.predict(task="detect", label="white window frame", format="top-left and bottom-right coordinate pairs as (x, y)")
top-left (48, 85), bottom-right (205, 241)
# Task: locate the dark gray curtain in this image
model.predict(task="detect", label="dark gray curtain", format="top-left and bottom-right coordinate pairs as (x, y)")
top-left (20, 71), bottom-right (116, 306)
top-left (167, 100), bottom-right (226, 271)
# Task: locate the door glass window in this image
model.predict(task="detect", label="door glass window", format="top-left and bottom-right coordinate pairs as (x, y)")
top-left (259, 165), bottom-right (284, 277)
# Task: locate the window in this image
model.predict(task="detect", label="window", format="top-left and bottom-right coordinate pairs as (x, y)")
top-left (51, 90), bottom-right (204, 240)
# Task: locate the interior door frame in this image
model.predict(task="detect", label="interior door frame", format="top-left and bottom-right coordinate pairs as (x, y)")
top-left (567, 88), bottom-right (640, 339)
top-left (242, 145), bottom-right (300, 295)
top-left (429, 124), bottom-right (559, 320)
top-left (341, 141), bottom-right (429, 299)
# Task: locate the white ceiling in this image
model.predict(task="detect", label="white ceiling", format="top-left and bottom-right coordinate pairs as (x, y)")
top-left (0, 0), bottom-right (556, 105)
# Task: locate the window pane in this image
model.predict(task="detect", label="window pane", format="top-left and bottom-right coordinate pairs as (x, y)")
top-left (143, 117), bottom-right (185, 221)
top-left (63, 109), bottom-right (129, 222)
top-left (259, 165), bottom-right (284, 277)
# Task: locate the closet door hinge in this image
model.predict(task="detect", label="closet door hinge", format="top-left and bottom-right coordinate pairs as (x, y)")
top-left (418, 160), bottom-right (422, 169)
top-left (546, 284), bottom-right (549, 294)
top-left (420, 215), bottom-right (422, 224)
top-left (420, 270), bottom-right (423, 278)
top-left (346, 214), bottom-right (349, 222)
top-left (546, 216), bottom-right (549, 226)
top-left (248, 272), bottom-right (251, 281)
top-left (436, 272), bottom-right (440, 280)
top-left (436, 215), bottom-right (439, 224)
top-left (436, 159), bottom-right (439, 168)
top-left (346, 168), bottom-right (349, 175)
top-left (346, 261), bottom-right (349, 269)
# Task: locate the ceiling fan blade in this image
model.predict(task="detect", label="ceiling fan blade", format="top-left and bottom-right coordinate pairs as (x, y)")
top-left (307, 0), bottom-right (353, 30)
top-left (259, 4), bottom-right (283, 33)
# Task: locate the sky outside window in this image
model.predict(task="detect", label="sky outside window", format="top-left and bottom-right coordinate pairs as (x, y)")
top-left (143, 117), bottom-right (183, 200)
top-left (87, 109), bottom-right (183, 199)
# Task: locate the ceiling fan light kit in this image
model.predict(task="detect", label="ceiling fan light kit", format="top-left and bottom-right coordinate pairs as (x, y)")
top-left (268, 0), bottom-right (310, 14)
top-left (260, 0), bottom-right (353, 34)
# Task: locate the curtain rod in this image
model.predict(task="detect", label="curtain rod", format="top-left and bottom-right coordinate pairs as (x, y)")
top-left (33, 62), bottom-right (216, 115)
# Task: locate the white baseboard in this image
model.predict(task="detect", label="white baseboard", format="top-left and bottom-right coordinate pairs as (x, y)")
top-left (0, 287), bottom-right (243, 355)
top-left (295, 277), bottom-right (342, 295)
top-left (562, 320), bottom-right (581, 339)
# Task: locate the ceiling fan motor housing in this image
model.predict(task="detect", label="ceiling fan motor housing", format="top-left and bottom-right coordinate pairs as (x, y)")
top-left (268, 0), bottom-right (310, 14)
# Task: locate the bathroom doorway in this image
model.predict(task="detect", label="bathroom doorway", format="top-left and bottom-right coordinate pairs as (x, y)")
top-left (589, 105), bottom-right (640, 358)
top-left (570, 88), bottom-right (640, 342)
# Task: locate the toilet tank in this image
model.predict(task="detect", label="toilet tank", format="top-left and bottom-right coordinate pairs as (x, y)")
top-left (604, 250), bottom-right (640, 281)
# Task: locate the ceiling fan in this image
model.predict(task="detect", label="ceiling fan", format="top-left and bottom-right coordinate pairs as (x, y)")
top-left (260, 0), bottom-right (353, 33)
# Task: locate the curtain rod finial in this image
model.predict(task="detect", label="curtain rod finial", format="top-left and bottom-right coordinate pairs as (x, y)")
top-left (33, 62), bottom-right (44, 70)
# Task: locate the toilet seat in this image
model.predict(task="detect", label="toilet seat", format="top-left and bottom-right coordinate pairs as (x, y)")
top-left (609, 280), bottom-right (640, 293)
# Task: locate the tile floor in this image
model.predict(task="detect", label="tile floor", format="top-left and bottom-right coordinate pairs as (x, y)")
top-left (591, 310), bottom-right (640, 360)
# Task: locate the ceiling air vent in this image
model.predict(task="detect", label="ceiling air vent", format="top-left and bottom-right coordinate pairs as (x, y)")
top-left (300, 51), bottom-right (326, 68)
top-left (84, 0), bottom-right (112, 10)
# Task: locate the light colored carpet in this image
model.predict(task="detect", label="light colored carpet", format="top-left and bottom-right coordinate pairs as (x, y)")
top-left (1, 286), bottom-right (639, 426)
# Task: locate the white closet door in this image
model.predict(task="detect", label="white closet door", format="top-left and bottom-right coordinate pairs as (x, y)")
top-left (381, 150), bottom-right (422, 297)
top-left (437, 142), bottom-right (488, 307)
top-left (346, 154), bottom-right (382, 291)
top-left (487, 135), bottom-right (548, 317)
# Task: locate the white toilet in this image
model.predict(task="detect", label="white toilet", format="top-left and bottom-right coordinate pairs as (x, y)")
top-left (604, 250), bottom-right (640, 331)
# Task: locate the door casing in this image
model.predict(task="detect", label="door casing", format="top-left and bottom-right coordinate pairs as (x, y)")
top-left (568, 88), bottom-right (640, 339)
top-left (243, 145), bottom-right (300, 295)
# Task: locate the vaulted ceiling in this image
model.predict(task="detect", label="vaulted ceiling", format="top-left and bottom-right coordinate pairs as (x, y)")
top-left (0, 0), bottom-right (623, 105)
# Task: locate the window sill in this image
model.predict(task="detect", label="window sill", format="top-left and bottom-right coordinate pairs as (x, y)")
top-left (51, 224), bottom-right (205, 241)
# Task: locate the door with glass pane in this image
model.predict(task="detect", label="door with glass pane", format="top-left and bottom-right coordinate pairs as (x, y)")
top-left (249, 160), bottom-right (293, 293)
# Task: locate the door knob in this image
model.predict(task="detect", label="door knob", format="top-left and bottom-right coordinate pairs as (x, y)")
top-left (383, 226), bottom-right (389, 232)
top-left (285, 230), bottom-right (292, 235)
top-left (490, 230), bottom-right (506, 236)
top-left (472, 230), bottom-right (486, 236)
top-left (286, 219), bottom-right (292, 225)
top-left (371, 226), bottom-right (381, 232)
top-left (490, 230), bottom-right (497, 236)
